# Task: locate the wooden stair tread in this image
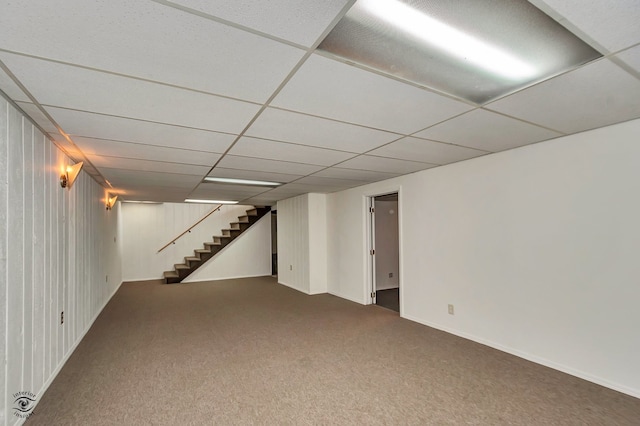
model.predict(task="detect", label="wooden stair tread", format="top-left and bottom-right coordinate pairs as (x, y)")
top-left (163, 271), bottom-right (179, 278)
top-left (185, 256), bottom-right (200, 261)
top-left (174, 264), bottom-right (190, 270)
top-left (195, 249), bottom-right (211, 254)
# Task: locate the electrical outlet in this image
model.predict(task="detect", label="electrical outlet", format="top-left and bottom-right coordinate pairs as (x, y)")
top-left (389, 272), bottom-right (393, 278)
top-left (289, 264), bottom-right (293, 271)
top-left (448, 304), bottom-right (454, 315)
top-left (60, 311), bottom-right (64, 324)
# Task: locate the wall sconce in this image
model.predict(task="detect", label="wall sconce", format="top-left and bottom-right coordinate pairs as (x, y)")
top-left (106, 195), bottom-right (118, 210)
top-left (60, 162), bottom-right (84, 189)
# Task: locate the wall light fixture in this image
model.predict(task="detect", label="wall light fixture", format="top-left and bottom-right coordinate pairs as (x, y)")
top-left (60, 162), bottom-right (84, 189)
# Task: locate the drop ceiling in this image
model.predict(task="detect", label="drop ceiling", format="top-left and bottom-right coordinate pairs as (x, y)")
top-left (1, 0), bottom-right (639, 206)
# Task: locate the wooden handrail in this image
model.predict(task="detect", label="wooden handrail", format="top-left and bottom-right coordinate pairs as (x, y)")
top-left (157, 204), bottom-right (223, 253)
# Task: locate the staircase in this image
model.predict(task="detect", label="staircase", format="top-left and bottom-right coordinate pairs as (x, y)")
top-left (163, 206), bottom-right (271, 284)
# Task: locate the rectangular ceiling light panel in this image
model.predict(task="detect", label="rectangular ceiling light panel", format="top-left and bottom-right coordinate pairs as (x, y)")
top-left (318, 0), bottom-right (601, 104)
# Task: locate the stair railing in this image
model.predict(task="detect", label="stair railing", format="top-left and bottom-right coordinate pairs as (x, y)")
top-left (157, 204), bottom-right (223, 253)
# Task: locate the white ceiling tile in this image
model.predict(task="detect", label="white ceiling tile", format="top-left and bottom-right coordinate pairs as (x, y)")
top-left (294, 176), bottom-right (363, 188)
top-left (275, 183), bottom-right (344, 194)
top-left (0, 0), bottom-right (304, 103)
top-left (15, 102), bottom-right (59, 133)
top-left (531, 0), bottom-right (640, 52)
top-left (272, 54), bottom-right (473, 134)
top-left (0, 66), bottom-right (29, 102)
top-left (74, 137), bottom-right (220, 166)
top-left (0, 52), bottom-right (260, 134)
top-left (218, 155), bottom-right (325, 175)
top-left (246, 107), bottom-right (399, 153)
top-left (414, 110), bottom-right (562, 152)
top-left (312, 167), bottom-right (399, 182)
top-left (240, 197), bottom-right (278, 207)
top-left (165, 0), bottom-right (351, 47)
top-left (87, 156), bottom-right (210, 176)
top-left (258, 186), bottom-right (310, 197)
top-left (616, 45), bottom-right (640, 74)
top-left (121, 192), bottom-right (188, 203)
top-left (46, 107), bottom-right (236, 153)
top-left (337, 155), bottom-right (435, 174)
top-left (100, 168), bottom-right (203, 188)
top-left (487, 59), bottom-right (640, 134)
top-left (208, 168), bottom-right (302, 183)
top-left (189, 184), bottom-right (268, 201)
top-left (228, 137), bottom-right (356, 166)
top-left (369, 137), bottom-right (487, 165)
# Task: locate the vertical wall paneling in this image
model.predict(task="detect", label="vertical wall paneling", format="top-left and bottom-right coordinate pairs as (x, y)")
top-left (0, 97), bottom-right (8, 425)
top-left (22, 117), bottom-right (33, 393)
top-left (43, 138), bottom-right (51, 382)
top-left (7, 106), bottom-right (25, 424)
top-left (277, 195), bottom-right (310, 294)
top-left (307, 194), bottom-right (328, 295)
top-left (1, 99), bottom-right (123, 424)
top-left (276, 193), bottom-right (328, 295)
top-left (32, 130), bottom-right (45, 395)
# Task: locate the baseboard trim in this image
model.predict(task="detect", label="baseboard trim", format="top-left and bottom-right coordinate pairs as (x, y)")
top-left (328, 290), bottom-right (363, 305)
top-left (22, 280), bottom-right (124, 425)
top-left (402, 313), bottom-right (640, 399)
top-left (183, 273), bottom-right (272, 284)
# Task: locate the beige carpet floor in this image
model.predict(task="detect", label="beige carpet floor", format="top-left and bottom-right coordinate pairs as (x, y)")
top-left (27, 276), bottom-right (640, 425)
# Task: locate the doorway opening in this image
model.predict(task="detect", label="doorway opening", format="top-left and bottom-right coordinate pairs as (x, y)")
top-left (271, 210), bottom-right (277, 276)
top-left (369, 193), bottom-right (400, 312)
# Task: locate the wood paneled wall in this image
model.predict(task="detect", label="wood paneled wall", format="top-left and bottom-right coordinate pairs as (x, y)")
top-left (1, 98), bottom-right (122, 425)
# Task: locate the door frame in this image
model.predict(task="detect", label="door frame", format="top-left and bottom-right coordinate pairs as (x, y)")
top-left (364, 186), bottom-right (403, 314)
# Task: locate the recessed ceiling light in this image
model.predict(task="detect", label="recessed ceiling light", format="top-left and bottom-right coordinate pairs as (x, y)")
top-left (203, 177), bottom-right (282, 186)
top-left (184, 199), bottom-right (239, 204)
top-left (318, 0), bottom-right (601, 104)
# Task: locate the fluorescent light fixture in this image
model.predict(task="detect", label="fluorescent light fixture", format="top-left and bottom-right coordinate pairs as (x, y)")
top-left (184, 199), bottom-right (238, 204)
top-left (318, 0), bottom-right (601, 104)
top-left (203, 177), bottom-right (282, 186)
top-left (360, 0), bottom-right (534, 80)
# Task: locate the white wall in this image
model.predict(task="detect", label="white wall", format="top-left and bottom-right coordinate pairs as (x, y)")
top-left (374, 199), bottom-right (399, 290)
top-left (326, 118), bottom-right (640, 398)
top-left (277, 193), bottom-right (328, 295)
top-left (277, 195), bottom-right (310, 293)
top-left (121, 203), bottom-right (251, 281)
top-left (1, 98), bottom-right (122, 425)
top-left (308, 193), bottom-right (328, 295)
top-left (183, 213), bottom-right (271, 282)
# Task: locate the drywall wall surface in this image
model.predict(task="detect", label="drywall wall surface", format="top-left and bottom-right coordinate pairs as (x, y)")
top-left (326, 118), bottom-right (640, 397)
top-left (1, 98), bottom-right (122, 425)
top-left (183, 212), bottom-right (271, 282)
